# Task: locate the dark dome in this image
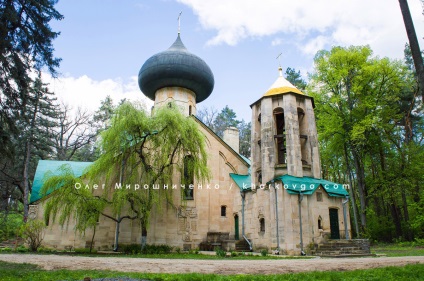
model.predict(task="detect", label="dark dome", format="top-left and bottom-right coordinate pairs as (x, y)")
top-left (138, 35), bottom-right (214, 103)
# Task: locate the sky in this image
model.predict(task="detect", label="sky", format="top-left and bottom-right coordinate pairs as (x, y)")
top-left (45, 0), bottom-right (424, 121)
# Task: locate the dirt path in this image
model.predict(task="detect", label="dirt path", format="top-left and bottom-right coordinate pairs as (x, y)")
top-left (0, 254), bottom-right (423, 275)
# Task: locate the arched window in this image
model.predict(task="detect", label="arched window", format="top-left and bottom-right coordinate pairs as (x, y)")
top-left (221, 206), bottom-right (227, 217)
top-left (273, 108), bottom-right (286, 164)
top-left (183, 156), bottom-right (194, 200)
top-left (318, 216), bottom-right (323, 230)
top-left (259, 218), bottom-right (265, 232)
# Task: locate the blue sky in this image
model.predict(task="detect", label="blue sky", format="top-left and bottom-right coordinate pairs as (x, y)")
top-left (46, 0), bottom-right (424, 121)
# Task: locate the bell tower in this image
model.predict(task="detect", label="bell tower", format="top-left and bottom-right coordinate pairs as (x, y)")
top-left (250, 67), bottom-right (321, 185)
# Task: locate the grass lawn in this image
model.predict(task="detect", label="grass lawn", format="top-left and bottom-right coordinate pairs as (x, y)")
top-left (371, 244), bottom-right (424, 257)
top-left (1, 261), bottom-right (424, 281)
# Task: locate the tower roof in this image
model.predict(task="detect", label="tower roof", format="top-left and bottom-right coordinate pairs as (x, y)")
top-left (263, 67), bottom-right (305, 97)
top-left (138, 34), bottom-right (214, 103)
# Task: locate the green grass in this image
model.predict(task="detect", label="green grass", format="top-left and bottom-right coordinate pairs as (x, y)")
top-left (1, 261), bottom-right (424, 281)
top-left (0, 251), bottom-right (313, 260)
top-left (371, 244), bottom-right (424, 257)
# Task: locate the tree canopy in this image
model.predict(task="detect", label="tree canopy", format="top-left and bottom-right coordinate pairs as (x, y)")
top-left (41, 102), bottom-right (210, 247)
top-left (309, 45), bottom-right (424, 240)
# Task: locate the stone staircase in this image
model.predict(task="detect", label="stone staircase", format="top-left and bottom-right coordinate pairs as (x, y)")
top-left (235, 239), bottom-right (251, 252)
top-left (315, 239), bottom-right (372, 257)
top-left (0, 237), bottom-right (24, 249)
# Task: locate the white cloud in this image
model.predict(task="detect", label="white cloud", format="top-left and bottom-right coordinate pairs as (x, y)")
top-left (43, 74), bottom-right (153, 114)
top-left (177, 0), bottom-right (424, 58)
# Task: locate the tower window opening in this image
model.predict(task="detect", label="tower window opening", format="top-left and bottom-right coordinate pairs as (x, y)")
top-left (297, 108), bottom-right (309, 165)
top-left (189, 105), bottom-right (192, 115)
top-left (273, 108), bottom-right (286, 164)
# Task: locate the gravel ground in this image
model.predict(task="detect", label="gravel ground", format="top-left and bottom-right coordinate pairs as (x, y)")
top-left (0, 254), bottom-right (423, 275)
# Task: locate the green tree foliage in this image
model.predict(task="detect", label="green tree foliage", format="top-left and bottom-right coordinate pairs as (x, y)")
top-left (212, 105), bottom-right (241, 137)
top-left (238, 120), bottom-right (251, 158)
top-left (41, 102), bottom-right (210, 248)
top-left (0, 0), bottom-right (63, 156)
top-left (285, 67), bottom-right (307, 91)
top-left (310, 45), bottom-right (424, 240)
top-left (197, 105), bottom-right (251, 158)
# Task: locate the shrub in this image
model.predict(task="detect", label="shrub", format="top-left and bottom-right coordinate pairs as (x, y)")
top-left (74, 248), bottom-right (98, 254)
top-left (215, 247), bottom-right (226, 258)
top-left (37, 246), bottom-right (58, 253)
top-left (19, 220), bottom-right (45, 252)
top-left (1, 247), bottom-right (12, 252)
top-left (231, 251), bottom-right (237, 257)
top-left (175, 247), bottom-right (181, 254)
top-left (0, 213), bottom-right (24, 241)
top-left (16, 245), bottom-right (29, 252)
top-left (261, 249), bottom-right (268, 256)
top-left (119, 244), bottom-right (172, 255)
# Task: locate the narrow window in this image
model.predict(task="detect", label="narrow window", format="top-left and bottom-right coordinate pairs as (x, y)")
top-left (316, 192), bottom-right (323, 202)
top-left (318, 216), bottom-right (323, 230)
top-left (189, 105), bottom-right (192, 115)
top-left (183, 156), bottom-right (194, 200)
top-left (258, 172), bottom-right (262, 185)
top-left (259, 218), bottom-right (265, 232)
top-left (221, 206), bottom-right (227, 217)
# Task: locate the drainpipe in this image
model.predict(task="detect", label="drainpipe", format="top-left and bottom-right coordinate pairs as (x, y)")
top-left (342, 196), bottom-right (350, 240)
top-left (273, 181), bottom-right (280, 253)
top-left (241, 191), bottom-right (245, 237)
top-left (298, 193), bottom-right (305, 255)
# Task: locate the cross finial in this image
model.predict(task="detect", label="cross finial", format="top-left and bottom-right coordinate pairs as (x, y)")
top-left (276, 52), bottom-right (283, 77)
top-left (178, 11), bottom-right (182, 34)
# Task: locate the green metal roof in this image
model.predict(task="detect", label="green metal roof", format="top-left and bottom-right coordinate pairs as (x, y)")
top-left (30, 160), bottom-right (93, 203)
top-left (269, 174), bottom-right (349, 197)
top-left (230, 173), bottom-right (251, 191)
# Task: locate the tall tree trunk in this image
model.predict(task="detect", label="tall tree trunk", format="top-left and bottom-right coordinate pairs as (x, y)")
top-left (390, 201), bottom-right (403, 239)
top-left (352, 148), bottom-right (367, 232)
top-left (22, 141), bottom-right (32, 223)
top-left (22, 93), bottom-right (40, 223)
top-left (398, 0), bottom-right (424, 101)
top-left (343, 143), bottom-right (360, 237)
top-left (90, 226), bottom-right (96, 253)
top-left (141, 220), bottom-right (147, 251)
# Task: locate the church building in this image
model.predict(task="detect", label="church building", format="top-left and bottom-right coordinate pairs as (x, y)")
top-left (29, 31), bottom-right (351, 255)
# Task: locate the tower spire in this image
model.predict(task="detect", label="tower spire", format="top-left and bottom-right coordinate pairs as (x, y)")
top-left (178, 11), bottom-right (182, 34)
top-left (276, 52), bottom-right (283, 77)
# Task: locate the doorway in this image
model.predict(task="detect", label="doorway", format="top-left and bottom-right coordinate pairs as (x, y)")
top-left (234, 215), bottom-right (240, 240)
top-left (329, 208), bottom-right (340, 239)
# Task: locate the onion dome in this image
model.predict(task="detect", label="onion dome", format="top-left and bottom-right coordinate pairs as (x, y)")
top-left (138, 34), bottom-right (214, 103)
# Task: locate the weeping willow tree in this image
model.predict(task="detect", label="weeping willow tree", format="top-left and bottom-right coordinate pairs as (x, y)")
top-left (41, 102), bottom-right (210, 249)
